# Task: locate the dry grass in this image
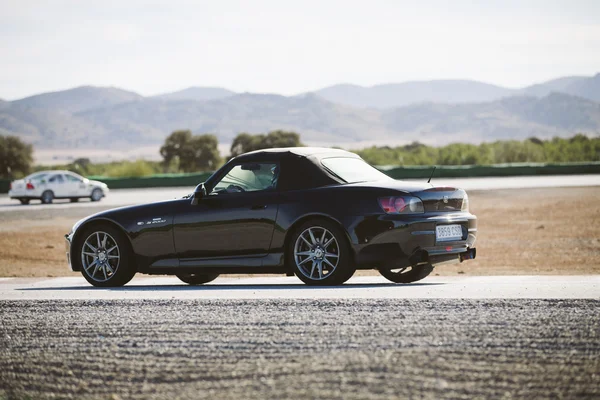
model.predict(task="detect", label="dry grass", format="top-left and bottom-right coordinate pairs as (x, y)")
top-left (0, 187), bottom-right (599, 277)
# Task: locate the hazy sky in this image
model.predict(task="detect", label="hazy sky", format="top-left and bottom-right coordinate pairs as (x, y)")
top-left (1, 0), bottom-right (599, 100)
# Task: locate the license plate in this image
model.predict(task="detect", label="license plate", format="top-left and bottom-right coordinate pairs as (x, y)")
top-left (436, 224), bottom-right (463, 241)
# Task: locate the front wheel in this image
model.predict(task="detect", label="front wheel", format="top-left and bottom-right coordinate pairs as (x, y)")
top-left (378, 263), bottom-right (434, 283)
top-left (76, 225), bottom-right (136, 287)
top-left (288, 219), bottom-right (355, 286)
top-left (90, 188), bottom-right (103, 202)
top-left (176, 273), bottom-right (219, 285)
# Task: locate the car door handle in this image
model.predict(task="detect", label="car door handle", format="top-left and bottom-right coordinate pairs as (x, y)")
top-left (251, 204), bottom-right (267, 210)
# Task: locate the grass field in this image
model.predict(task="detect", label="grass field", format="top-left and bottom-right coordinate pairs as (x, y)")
top-left (0, 187), bottom-right (598, 277)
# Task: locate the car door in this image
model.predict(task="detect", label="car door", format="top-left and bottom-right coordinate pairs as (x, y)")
top-left (47, 174), bottom-right (68, 197)
top-left (64, 173), bottom-right (87, 196)
top-left (173, 162), bottom-right (280, 261)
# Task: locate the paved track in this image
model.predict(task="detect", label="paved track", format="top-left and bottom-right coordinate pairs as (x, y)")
top-left (1, 276), bottom-right (598, 399)
top-left (2, 174), bottom-right (600, 212)
top-left (1, 275), bottom-right (599, 300)
top-left (1, 297), bottom-right (598, 399)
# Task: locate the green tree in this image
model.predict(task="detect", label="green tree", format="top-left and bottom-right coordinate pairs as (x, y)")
top-left (160, 130), bottom-right (220, 172)
top-left (160, 130), bottom-right (193, 167)
top-left (230, 130), bottom-right (302, 158)
top-left (0, 135), bottom-right (33, 178)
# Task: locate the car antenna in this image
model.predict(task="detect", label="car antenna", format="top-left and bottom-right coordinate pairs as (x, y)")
top-left (427, 166), bottom-right (436, 183)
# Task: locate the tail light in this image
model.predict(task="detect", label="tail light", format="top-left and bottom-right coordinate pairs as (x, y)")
top-left (9, 182), bottom-right (12, 190)
top-left (379, 196), bottom-right (424, 214)
top-left (26, 182), bottom-right (35, 190)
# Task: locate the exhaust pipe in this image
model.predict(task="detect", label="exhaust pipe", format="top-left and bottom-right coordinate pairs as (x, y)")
top-left (460, 248), bottom-right (476, 262)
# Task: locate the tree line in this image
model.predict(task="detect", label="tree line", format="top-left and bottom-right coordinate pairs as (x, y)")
top-left (355, 134), bottom-right (600, 166)
top-left (0, 131), bottom-right (598, 179)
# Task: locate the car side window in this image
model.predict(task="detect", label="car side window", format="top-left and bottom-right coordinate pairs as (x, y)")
top-left (211, 163), bottom-right (279, 194)
top-left (65, 174), bottom-right (82, 182)
top-left (48, 174), bottom-right (64, 183)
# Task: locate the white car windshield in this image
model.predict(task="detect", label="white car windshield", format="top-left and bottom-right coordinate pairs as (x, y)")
top-left (320, 157), bottom-right (391, 183)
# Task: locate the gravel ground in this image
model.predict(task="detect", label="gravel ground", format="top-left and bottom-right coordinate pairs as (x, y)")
top-left (1, 299), bottom-right (599, 399)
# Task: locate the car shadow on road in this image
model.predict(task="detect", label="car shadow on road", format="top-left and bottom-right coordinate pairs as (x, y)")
top-left (21, 282), bottom-right (446, 291)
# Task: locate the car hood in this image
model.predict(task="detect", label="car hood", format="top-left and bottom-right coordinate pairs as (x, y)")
top-left (88, 180), bottom-right (108, 188)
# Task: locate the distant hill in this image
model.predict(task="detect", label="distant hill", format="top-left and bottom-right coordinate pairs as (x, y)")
top-left (153, 87), bottom-right (235, 101)
top-left (1, 76), bottom-right (599, 151)
top-left (74, 93), bottom-right (391, 146)
top-left (0, 102), bottom-right (107, 146)
top-left (313, 80), bottom-right (514, 109)
top-left (382, 92), bottom-right (600, 143)
top-left (12, 86), bottom-right (143, 114)
top-left (562, 73), bottom-right (600, 103)
top-left (519, 76), bottom-right (587, 97)
top-left (1, 91), bottom-right (598, 149)
top-left (314, 76), bottom-right (600, 109)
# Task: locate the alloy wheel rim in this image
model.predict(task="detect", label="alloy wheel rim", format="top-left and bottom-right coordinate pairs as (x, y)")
top-left (92, 190), bottom-right (101, 201)
top-left (389, 266), bottom-right (412, 275)
top-left (81, 231), bottom-right (120, 282)
top-left (294, 226), bottom-right (339, 280)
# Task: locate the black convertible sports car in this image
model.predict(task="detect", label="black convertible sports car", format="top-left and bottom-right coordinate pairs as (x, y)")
top-left (66, 147), bottom-right (477, 287)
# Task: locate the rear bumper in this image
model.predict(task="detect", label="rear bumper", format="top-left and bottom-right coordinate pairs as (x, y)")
top-left (349, 212), bottom-right (477, 268)
top-left (8, 190), bottom-right (38, 199)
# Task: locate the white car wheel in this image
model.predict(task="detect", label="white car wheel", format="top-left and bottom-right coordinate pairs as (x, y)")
top-left (91, 188), bottom-right (103, 202)
top-left (41, 191), bottom-right (54, 204)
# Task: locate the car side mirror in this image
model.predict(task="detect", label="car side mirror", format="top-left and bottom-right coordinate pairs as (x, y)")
top-left (190, 183), bottom-right (207, 205)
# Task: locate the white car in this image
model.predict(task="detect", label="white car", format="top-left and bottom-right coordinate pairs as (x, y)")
top-left (9, 171), bottom-right (109, 205)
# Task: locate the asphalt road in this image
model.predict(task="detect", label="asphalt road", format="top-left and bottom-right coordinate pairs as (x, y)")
top-left (1, 275), bottom-right (599, 301)
top-left (1, 297), bottom-right (598, 399)
top-left (2, 174), bottom-right (600, 211)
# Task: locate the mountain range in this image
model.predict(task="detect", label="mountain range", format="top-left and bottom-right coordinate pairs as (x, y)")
top-left (1, 74), bottom-right (599, 151)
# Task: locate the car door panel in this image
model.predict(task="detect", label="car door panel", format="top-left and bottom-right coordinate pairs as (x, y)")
top-left (173, 191), bottom-right (279, 260)
top-left (48, 174), bottom-right (68, 197)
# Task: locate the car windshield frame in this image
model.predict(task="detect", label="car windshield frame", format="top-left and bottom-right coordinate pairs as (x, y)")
top-left (320, 157), bottom-right (391, 184)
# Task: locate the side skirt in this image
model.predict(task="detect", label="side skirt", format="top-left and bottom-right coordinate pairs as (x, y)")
top-left (146, 252), bottom-right (285, 275)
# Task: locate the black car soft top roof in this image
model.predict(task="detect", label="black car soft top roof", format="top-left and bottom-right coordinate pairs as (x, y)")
top-left (234, 147), bottom-right (360, 162)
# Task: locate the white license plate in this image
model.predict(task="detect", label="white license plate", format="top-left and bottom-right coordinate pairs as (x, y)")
top-left (436, 224), bottom-right (463, 241)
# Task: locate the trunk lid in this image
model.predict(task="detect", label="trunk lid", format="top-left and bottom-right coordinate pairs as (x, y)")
top-left (412, 186), bottom-right (467, 212)
top-left (345, 179), bottom-right (467, 212)
top-left (11, 179), bottom-right (25, 191)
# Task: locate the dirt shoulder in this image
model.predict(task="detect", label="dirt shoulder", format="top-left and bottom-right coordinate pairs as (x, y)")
top-left (0, 187), bottom-right (598, 277)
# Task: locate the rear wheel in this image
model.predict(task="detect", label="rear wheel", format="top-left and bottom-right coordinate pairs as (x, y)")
top-left (91, 188), bottom-right (103, 202)
top-left (76, 225), bottom-right (136, 287)
top-left (19, 198), bottom-right (30, 205)
top-left (41, 190), bottom-right (54, 204)
top-left (176, 273), bottom-right (219, 285)
top-left (378, 263), bottom-right (434, 283)
top-left (288, 219), bottom-right (355, 286)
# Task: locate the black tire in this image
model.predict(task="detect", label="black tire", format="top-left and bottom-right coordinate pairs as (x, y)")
top-left (41, 190), bottom-right (54, 204)
top-left (19, 198), bottom-right (30, 205)
top-left (287, 218), bottom-right (355, 286)
top-left (176, 273), bottom-right (219, 285)
top-left (90, 188), bottom-right (103, 202)
top-left (75, 224), bottom-right (136, 287)
top-left (378, 263), bottom-right (434, 283)
top-left (70, 198), bottom-right (79, 203)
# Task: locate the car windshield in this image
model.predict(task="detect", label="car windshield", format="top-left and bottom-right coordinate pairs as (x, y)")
top-left (320, 157), bottom-right (391, 183)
